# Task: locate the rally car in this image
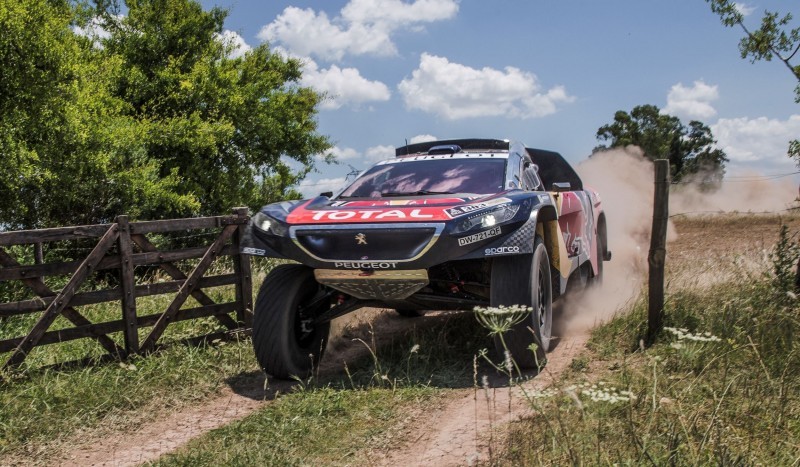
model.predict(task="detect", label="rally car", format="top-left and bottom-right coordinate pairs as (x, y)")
top-left (242, 138), bottom-right (610, 379)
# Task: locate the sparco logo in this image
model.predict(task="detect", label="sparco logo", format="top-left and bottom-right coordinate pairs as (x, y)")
top-left (334, 261), bottom-right (397, 269)
top-left (485, 246), bottom-right (520, 255)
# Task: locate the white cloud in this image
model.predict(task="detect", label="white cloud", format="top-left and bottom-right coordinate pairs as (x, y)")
top-left (216, 30), bottom-right (252, 59)
top-left (712, 115), bottom-right (800, 171)
top-left (73, 15), bottom-right (123, 47)
top-left (663, 80), bottom-right (719, 120)
top-left (328, 146), bottom-right (362, 160)
top-left (398, 54), bottom-right (574, 120)
top-left (365, 145), bottom-right (396, 162)
top-left (258, 7), bottom-right (394, 61)
top-left (341, 0), bottom-right (459, 26)
top-left (410, 134), bottom-right (437, 144)
top-left (733, 2), bottom-right (755, 16)
top-left (73, 17), bottom-right (111, 41)
top-left (258, 1), bottom-right (458, 61)
top-left (297, 177), bottom-right (348, 198)
top-left (300, 60), bottom-right (391, 109)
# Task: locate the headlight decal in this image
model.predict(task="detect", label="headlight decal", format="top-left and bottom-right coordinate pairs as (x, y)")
top-left (453, 203), bottom-right (521, 234)
top-left (252, 211), bottom-right (289, 236)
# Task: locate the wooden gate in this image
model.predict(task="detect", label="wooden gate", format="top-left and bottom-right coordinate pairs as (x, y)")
top-left (0, 208), bottom-right (253, 369)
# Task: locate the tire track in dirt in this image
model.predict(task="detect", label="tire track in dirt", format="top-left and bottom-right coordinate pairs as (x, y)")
top-left (61, 384), bottom-right (268, 467)
top-left (372, 332), bottom-right (590, 467)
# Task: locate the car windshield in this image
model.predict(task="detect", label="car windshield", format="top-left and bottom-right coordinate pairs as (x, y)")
top-left (338, 158), bottom-right (507, 198)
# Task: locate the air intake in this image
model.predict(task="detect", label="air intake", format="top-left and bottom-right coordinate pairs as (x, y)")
top-left (427, 144), bottom-right (461, 155)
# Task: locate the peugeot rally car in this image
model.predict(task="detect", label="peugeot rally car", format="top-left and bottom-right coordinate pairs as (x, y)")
top-left (242, 138), bottom-right (610, 379)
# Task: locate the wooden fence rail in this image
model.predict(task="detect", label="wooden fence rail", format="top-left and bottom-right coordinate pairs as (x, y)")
top-left (0, 208), bottom-right (253, 369)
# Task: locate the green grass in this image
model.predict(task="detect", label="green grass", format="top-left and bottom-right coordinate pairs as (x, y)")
top-left (498, 235), bottom-right (800, 465)
top-left (0, 336), bottom-right (258, 460)
top-left (0, 259), bottom-right (262, 461)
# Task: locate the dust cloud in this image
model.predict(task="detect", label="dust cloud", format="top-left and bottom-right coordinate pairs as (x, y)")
top-left (559, 146), bottom-right (799, 336)
top-left (558, 147), bottom-right (654, 334)
top-left (670, 170), bottom-right (797, 215)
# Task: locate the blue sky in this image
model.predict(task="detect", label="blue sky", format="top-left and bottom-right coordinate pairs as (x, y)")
top-left (200, 0), bottom-right (800, 196)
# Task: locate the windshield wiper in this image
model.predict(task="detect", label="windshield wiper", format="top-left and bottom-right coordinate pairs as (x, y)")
top-left (381, 190), bottom-right (455, 197)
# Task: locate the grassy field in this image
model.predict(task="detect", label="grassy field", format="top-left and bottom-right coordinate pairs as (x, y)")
top-left (498, 217), bottom-right (800, 465)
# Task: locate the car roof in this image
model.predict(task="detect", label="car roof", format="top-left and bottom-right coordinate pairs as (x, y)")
top-left (393, 138), bottom-right (584, 191)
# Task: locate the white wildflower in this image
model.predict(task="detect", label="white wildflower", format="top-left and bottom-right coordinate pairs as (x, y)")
top-left (579, 382), bottom-right (635, 405)
top-left (665, 326), bottom-right (721, 343)
top-left (503, 350), bottom-right (514, 373)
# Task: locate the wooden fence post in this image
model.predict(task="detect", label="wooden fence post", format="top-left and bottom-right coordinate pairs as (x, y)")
top-left (232, 207), bottom-right (253, 328)
top-left (117, 215), bottom-right (139, 356)
top-left (647, 159), bottom-right (670, 343)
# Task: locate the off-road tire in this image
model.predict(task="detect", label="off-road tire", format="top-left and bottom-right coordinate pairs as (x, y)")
top-left (490, 236), bottom-right (552, 370)
top-left (252, 264), bottom-right (331, 379)
top-left (590, 217), bottom-right (607, 286)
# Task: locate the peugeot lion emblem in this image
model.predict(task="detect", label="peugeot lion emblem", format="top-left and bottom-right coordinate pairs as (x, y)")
top-left (355, 233), bottom-right (368, 245)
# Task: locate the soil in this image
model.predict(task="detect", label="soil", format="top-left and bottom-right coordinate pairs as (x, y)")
top-left (49, 214), bottom-right (800, 466)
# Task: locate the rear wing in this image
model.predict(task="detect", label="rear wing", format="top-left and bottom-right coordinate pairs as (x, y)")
top-left (526, 148), bottom-right (583, 191)
top-left (395, 138), bottom-right (510, 156)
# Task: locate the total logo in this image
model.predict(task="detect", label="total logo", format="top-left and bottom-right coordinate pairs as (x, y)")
top-left (312, 209), bottom-right (434, 221)
top-left (485, 246), bottom-right (520, 256)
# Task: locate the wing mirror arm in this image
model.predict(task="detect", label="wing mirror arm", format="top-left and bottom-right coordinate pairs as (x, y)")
top-left (551, 182), bottom-right (571, 192)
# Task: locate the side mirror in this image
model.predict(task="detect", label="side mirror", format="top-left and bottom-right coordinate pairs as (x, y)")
top-left (320, 191), bottom-right (333, 198)
top-left (551, 182), bottom-right (571, 192)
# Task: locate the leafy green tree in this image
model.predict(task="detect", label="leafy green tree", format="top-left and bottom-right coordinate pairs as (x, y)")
top-left (0, 0), bottom-right (196, 230)
top-left (0, 0), bottom-right (330, 231)
top-left (595, 104), bottom-right (728, 183)
top-left (707, 0), bottom-right (800, 160)
top-left (92, 0), bottom-right (332, 215)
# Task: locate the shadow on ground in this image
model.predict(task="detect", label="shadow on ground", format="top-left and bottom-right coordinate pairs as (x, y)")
top-left (225, 305), bottom-right (575, 401)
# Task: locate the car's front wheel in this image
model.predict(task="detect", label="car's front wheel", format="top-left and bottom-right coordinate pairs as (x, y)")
top-left (252, 264), bottom-right (331, 379)
top-left (490, 237), bottom-right (552, 371)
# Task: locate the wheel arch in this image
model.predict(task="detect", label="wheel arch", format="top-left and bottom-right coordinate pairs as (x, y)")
top-left (534, 204), bottom-right (563, 299)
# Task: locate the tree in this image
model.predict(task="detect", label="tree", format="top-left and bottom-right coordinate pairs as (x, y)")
top-left (595, 104), bottom-right (728, 183)
top-left (0, 0), bottom-right (196, 230)
top-left (92, 0), bottom-right (332, 215)
top-left (0, 0), bottom-right (331, 230)
top-left (707, 0), bottom-right (800, 160)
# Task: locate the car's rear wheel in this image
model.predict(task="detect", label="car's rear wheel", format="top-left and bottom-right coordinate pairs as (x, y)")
top-left (590, 217), bottom-right (607, 286)
top-left (490, 237), bottom-right (552, 370)
top-left (252, 264), bottom-right (331, 379)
